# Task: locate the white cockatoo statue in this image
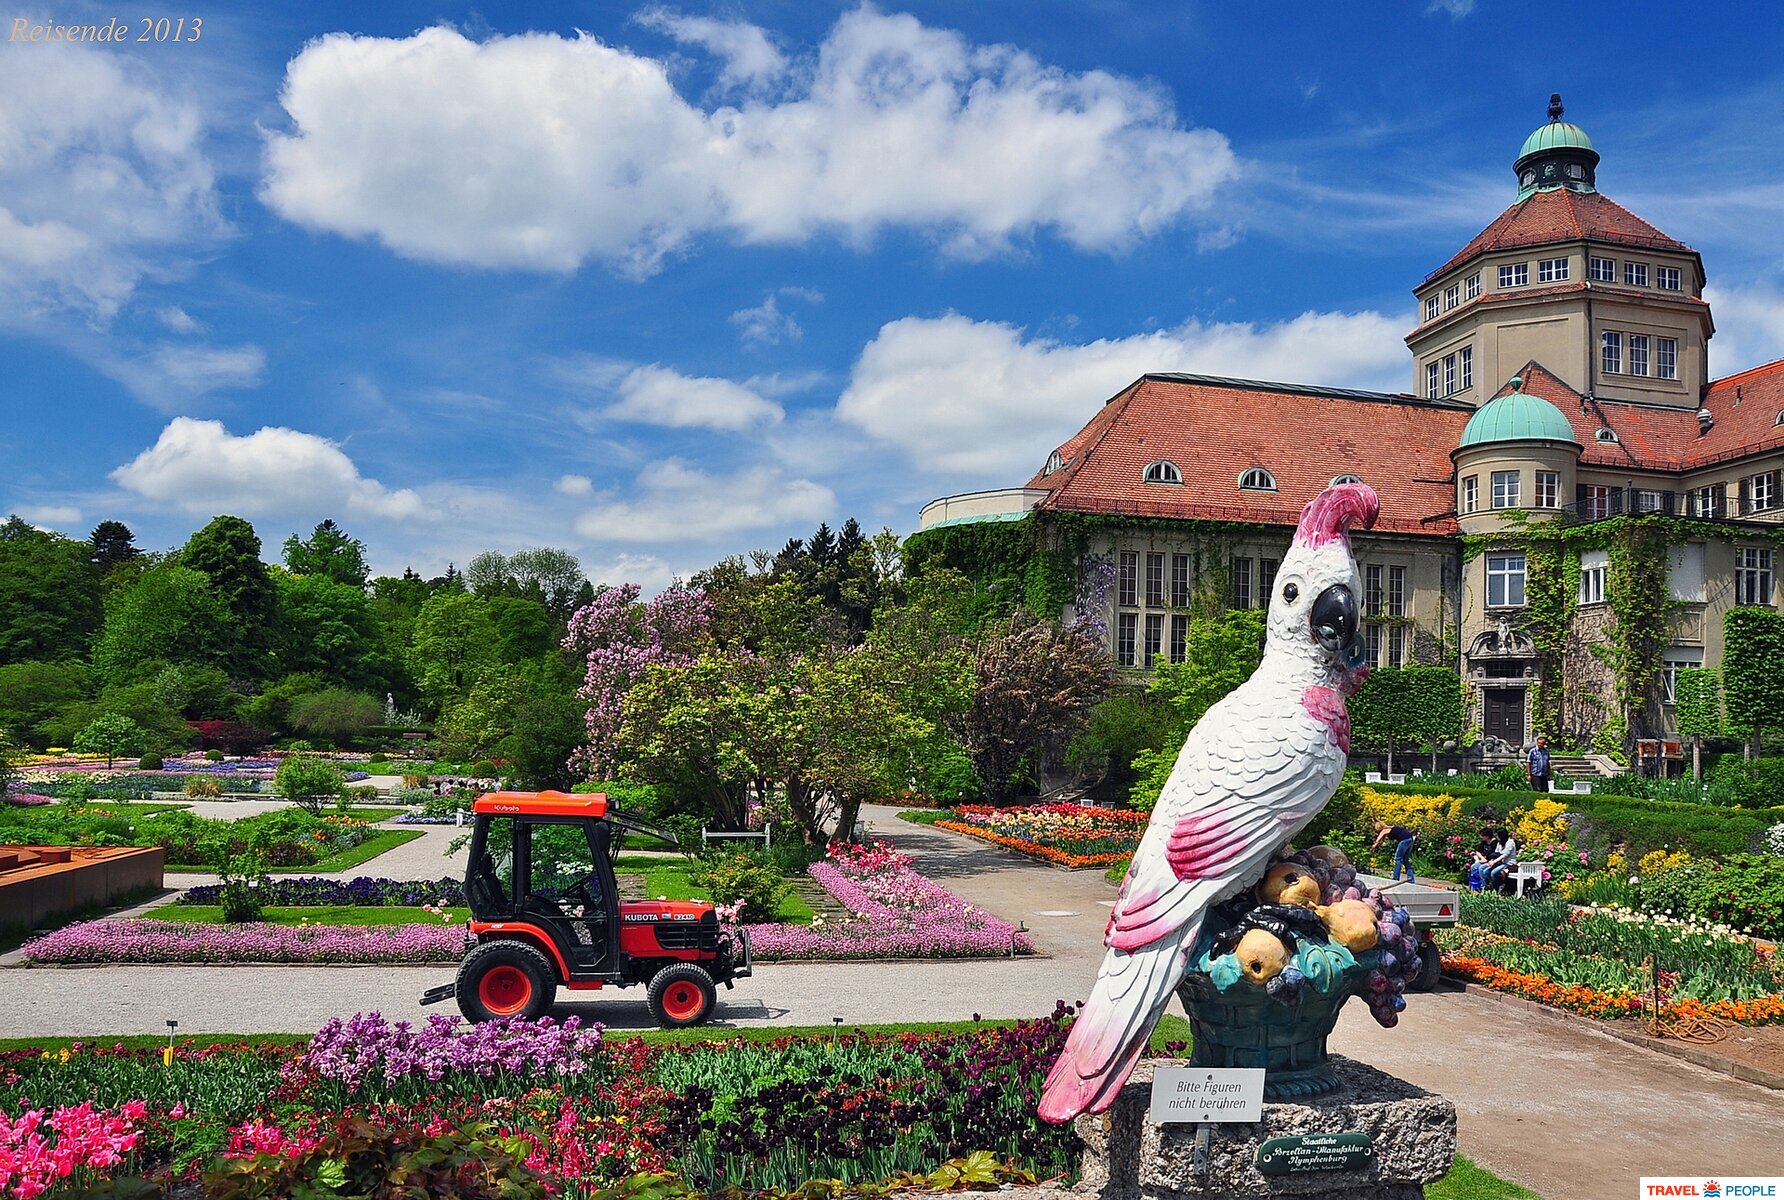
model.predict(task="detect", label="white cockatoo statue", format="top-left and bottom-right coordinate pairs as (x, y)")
top-left (1038, 482), bottom-right (1379, 1124)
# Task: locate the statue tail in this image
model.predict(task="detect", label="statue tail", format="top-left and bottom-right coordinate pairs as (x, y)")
top-left (1038, 918), bottom-right (1199, 1124)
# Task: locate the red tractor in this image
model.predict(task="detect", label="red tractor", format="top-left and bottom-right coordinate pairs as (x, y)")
top-left (419, 791), bottom-right (750, 1027)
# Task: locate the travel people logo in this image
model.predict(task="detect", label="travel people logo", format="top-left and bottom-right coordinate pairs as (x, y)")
top-left (1642, 1179), bottom-right (1782, 1198)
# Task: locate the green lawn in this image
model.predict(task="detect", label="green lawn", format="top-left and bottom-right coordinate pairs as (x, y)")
top-left (146, 904), bottom-right (469, 926)
top-left (896, 808), bottom-right (950, 825)
top-left (1428, 1155), bottom-right (1543, 1199)
top-left (614, 860), bottom-right (815, 924)
top-left (163, 828), bottom-right (425, 874)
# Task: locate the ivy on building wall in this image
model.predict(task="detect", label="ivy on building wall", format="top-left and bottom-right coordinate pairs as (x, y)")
top-left (902, 516), bottom-right (1077, 622)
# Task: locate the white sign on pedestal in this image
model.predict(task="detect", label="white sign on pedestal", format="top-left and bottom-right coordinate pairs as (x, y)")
top-left (1148, 1067), bottom-right (1266, 1124)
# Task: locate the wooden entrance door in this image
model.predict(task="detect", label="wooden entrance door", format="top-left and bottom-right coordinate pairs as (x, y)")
top-left (1483, 688), bottom-right (1525, 746)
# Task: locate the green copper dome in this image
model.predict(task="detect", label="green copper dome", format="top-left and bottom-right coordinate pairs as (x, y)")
top-left (1457, 377), bottom-right (1581, 450)
top-left (1518, 120), bottom-right (1595, 162)
top-left (1513, 94), bottom-right (1600, 198)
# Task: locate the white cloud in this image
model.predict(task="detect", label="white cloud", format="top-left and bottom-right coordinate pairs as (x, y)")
top-left (608, 364), bottom-right (784, 430)
top-left (260, 9), bottom-right (1238, 274)
top-left (575, 460), bottom-right (833, 543)
top-left (554, 474), bottom-right (594, 496)
top-left (836, 309), bottom-right (1407, 477)
top-left (583, 551), bottom-right (679, 594)
top-left (112, 417), bottom-right (425, 521)
top-left (1706, 282), bottom-right (1784, 378)
top-left (157, 305), bottom-right (204, 334)
top-left (1426, 0), bottom-right (1476, 16)
top-left (15, 505), bottom-right (82, 528)
top-left (0, 40), bottom-right (223, 320)
top-left (636, 8), bottom-right (787, 89)
top-left (731, 293), bottom-right (802, 346)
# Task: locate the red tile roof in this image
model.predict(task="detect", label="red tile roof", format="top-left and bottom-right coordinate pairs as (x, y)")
top-left (1427, 189), bottom-right (1696, 283)
top-left (1026, 375), bottom-right (1470, 537)
top-left (1496, 359), bottom-right (1784, 471)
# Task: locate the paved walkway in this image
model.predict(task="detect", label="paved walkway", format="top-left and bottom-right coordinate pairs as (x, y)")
top-left (6, 803), bottom-right (1781, 1197)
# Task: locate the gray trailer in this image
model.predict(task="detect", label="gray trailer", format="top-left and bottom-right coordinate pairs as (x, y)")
top-left (1358, 873), bottom-right (1462, 991)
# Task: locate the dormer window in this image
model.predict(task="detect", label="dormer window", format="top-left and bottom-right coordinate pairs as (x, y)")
top-left (1143, 460), bottom-right (1183, 485)
top-left (1330, 474), bottom-right (1362, 486)
top-left (1044, 450), bottom-right (1064, 475)
top-left (1238, 467), bottom-right (1277, 492)
top-left (1594, 427), bottom-right (1619, 444)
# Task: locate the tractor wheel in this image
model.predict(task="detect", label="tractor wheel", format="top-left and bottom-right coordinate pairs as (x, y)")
top-left (457, 940), bottom-right (555, 1023)
top-left (647, 963), bottom-right (717, 1028)
top-left (1411, 939), bottom-right (1443, 992)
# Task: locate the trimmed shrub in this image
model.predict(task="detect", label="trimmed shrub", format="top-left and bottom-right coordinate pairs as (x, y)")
top-left (205, 749), bottom-right (225, 762)
top-left (694, 853), bottom-right (791, 923)
top-left (137, 753), bottom-right (164, 770)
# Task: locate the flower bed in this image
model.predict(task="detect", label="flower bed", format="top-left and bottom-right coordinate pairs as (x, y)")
top-left (177, 876), bottom-right (466, 907)
top-left (0, 805), bottom-right (379, 869)
top-left (743, 841), bottom-right (1032, 960)
top-left (935, 803), bottom-right (1146, 867)
top-left (0, 1010), bottom-right (1079, 1197)
top-left (18, 920), bottom-right (468, 965)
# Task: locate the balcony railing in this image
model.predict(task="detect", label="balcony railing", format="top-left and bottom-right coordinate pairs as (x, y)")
top-left (1556, 487), bottom-right (1780, 525)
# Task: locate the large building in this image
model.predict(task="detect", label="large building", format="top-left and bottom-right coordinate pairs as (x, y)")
top-left (914, 97), bottom-right (1784, 761)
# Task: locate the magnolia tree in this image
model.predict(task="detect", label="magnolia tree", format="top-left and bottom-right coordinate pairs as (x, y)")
top-left (564, 584), bottom-right (713, 778)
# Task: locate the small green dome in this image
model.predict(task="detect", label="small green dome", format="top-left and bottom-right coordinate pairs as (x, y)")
top-left (1518, 120), bottom-right (1594, 162)
top-left (1458, 377), bottom-right (1581, 451)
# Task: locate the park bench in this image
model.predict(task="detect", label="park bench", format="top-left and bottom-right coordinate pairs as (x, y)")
top-left (1508, 860), bottom-right (1546, 898)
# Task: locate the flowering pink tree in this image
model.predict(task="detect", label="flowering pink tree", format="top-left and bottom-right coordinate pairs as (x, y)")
top-left (563, 583), bottom-right (712, 777)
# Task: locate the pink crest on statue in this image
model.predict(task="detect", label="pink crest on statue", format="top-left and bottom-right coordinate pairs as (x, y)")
top-left (1302, 684), bottom-right (1350, 752)
top-left (1293, 482), bottom-right (1379, 550)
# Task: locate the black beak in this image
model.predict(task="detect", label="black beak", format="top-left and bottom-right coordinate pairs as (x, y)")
top-left (1310, 584), bottom-right (1357, 652)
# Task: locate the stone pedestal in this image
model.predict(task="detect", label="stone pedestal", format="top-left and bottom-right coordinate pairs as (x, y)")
top-left (1072, 1056), bottom-right (1456, 1200)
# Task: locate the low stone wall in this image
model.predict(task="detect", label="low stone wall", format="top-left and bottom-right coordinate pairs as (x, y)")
top-left (0, 846), bottom-right (164, 931)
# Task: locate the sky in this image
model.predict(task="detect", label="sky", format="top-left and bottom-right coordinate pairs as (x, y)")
top-left (5, 1), bottom-right (1784, 589)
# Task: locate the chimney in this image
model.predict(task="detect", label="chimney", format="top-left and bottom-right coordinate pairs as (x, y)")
top-left (1697, 407), bottom-right (1714, 434)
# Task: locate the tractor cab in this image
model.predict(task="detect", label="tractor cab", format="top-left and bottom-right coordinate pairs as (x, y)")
top-left (420, 791), bottom-right (750, 1027)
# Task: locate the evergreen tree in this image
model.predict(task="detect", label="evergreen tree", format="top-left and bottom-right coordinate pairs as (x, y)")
top-left (183, 516), bottom-right (276, 679)
top-left (281, 519), bottom-right (370, 589)
top-left (88, 521), bottom-right (140, 573)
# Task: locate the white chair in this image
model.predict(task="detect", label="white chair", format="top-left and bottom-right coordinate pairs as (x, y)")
top-left (1509, 861), bottom-right (1546, 898)
top-left (1365, 771), bottom-right (1384, 784)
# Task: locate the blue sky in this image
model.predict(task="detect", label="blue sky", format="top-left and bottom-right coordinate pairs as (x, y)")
top-left (5, 0), bottom-right (1783, 587)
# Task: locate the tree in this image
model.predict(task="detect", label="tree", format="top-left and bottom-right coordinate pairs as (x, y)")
top-left (0, 660), bottom-right (91, 747)
top-left (946, 612), bottom-right (1114, 803)
top-left (1723, 607), bottom-right (1784, 759)
top-left (485, 596), bottom-right (555, 663)
top-left (437, 658), bottom-right (584, 789)
top-left (0, 523), bottom-right (102, 664)
top-left (1147, 609), bottom-right (1267, 730)
top-left (73, 713), bottom-right (146, 768)
top-left (273, 755), bottom-right (345, 816)
top-left (1348, 666), bottom-right (1463, 774)
top-left (408, 591), bottom-right (499, 709)
top-left (184, 516), bottom-right (277, 679)
top-left (88, 521), bottom-right (141, 574)
top-left (566, 584), bottom-right (713, 777)
top-left (289, 688), bottom-right (384, 747)
top-left (239, 673), bottom-right (328, 737)
top-left (1675, 667), bottom-right (1722, 780)
top-left (93, 567), bottom-right (230, 683)
top-left (150, 663), bottom-right (237, 718)
top-left (281, 519), bottom-right (369, 589)
top-left (273, 572), bottom-right (389, 690)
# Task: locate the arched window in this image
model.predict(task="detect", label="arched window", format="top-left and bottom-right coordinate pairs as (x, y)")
top-left (1143, 460), bottom-right (1183, 485)
top-left (1594, 427), bottom-right (1619, 444)
top-left (1238, 467), bottom-right (1278, 492)
top-left (1044, 450), bottom-right (1064, 475)
top-left (1774, 410), bottom-right (1784, 428)
top-left (1330, 474), bottom-right (1362, 487)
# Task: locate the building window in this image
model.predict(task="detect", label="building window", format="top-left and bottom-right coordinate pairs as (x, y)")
top-left (1170, 615), bottom-right (1188, 663)
top-left (1590, 257), bottom-right (1615, 282)
top-left (1657, 266), bottom-right (1681, 291)
top-left (1460, 346), bottom-right (1473, 390)
top-left (1144, 460), bottom-right (1183, 485)
top-left (1669, 544), bottom-right (1706, 601)
top-left (1118, 552), bottom-right (1138, 607)
top-left (1629, 334), bottom-right (1649, 377)
top-left (1747, 472), bottom-right (1779, 513)
top-left (1465, 273), bottom-right (1481, 300)
top-left (1444, 353), bottom-right (1457, 395)
top-left (1388, 624), bottom-right (1406, 668)
top-left (1145, 553), bottom-right (1165, 608)
top-left (1117, 612), bottom-right (1137, 666)
top-left (1364, 623), bottom-right (1382, 668)
top-left (1499, 263), bottom-right (1529, 288)
top-left (1486, 553), bottom-right (1527, 607)
top-left (1538, 257), bottom-right (1570, 282)
top-left (1144, 614), bottom-right (1163, 669)
top-left (1044, 450), bottom-right (1064, 475)
top-left (1425, 361), bottom-right (1441, 399)
top-left (1690, 484), bottom-right (1720, 519)
top-left (1232, 558), bottom-right (1253, 610)
top-left (1238, 468), bottom-right (1277, 491)
top-left (1602, 330), bottom-right (1622, 374)
top-left (1364, 564), bottom-right (1383, 616)
top-left (1259, 557), bottom-right (1279, 604)
top-left (1579, 550), bottom-right (1607, 604)
top-left (1462, 475), bottom-right (1478, 514)
top-left (1625, 262), bottom-right (1649, 287)
top-left (1635, 489), bottom-right (1663, 513)
top-left (1736, 547), bottom-right (1773, 607)
top-left (1661, 653), bottom-right (1703, 704)
top-left (1491, 470), bottom-right (1520, 509)
top-left (1388, 566), bottom-right (1406, 617)
top-left (1534, 470), bottom-right (1560, 509)
top-left (1657, 338), bottom-right (1678, 380)
top-left (1445, 283), bottom-right (1460, 310)
top-left (1424, 296), bottom-right (1440, 322)
top-left (1582, 484), bottom-right (1613, 520)
top-left (1171, 554), bottom-right (1190, 608)
top-left (1331, 474), bottom-right (1362, 486)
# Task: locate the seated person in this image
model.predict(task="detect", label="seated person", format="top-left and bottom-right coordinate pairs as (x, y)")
top-left (1466, 830), bottom-right (1498, 891)
top-left (1480, 829), bottom-right (1519, 892)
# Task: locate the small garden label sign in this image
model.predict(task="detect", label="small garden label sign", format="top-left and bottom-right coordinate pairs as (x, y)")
top-left (1255, 1131), bottom-right (1376, 1175)
top-left (1148, 1068), bottom-right (1264, 1123)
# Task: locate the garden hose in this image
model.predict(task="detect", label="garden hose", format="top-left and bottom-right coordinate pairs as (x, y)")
top-left (1641, 1008), bottom-right (1734, 1045)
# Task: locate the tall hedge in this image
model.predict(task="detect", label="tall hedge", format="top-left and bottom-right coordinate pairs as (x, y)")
top-left (1674, 666), bottom-right (1721, 780)
top-left (1724, 607), bottom-right (1784, 757)
top-left (1348, 667), bottom-right (1463, 774)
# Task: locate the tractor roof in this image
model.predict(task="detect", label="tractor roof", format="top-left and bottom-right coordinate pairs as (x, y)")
top-left (472, 791), bottom-right (609, 819)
